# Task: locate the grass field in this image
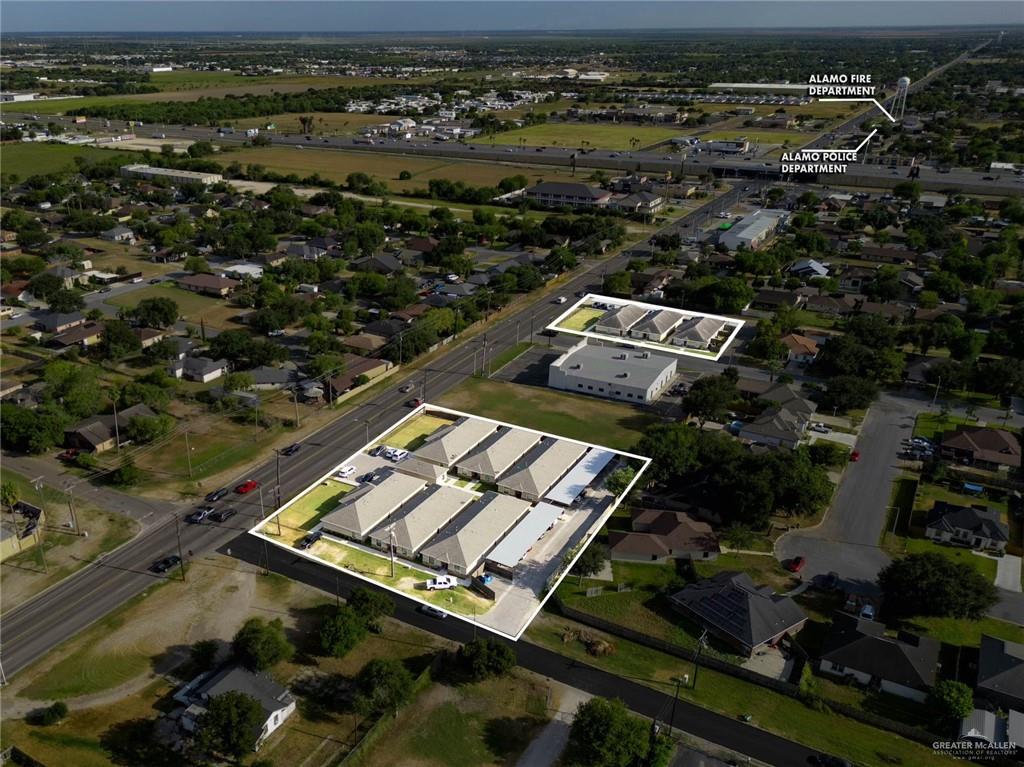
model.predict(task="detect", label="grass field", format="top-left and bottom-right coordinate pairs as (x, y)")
top-left (902, 614), bottom-right (1024, 647)
top-left (437, 377), bottom-right (656, 452)
top-left (379, 413), bottom-right (456, 451)
top-left (232, 111), bottom-right (394, 134)
top-left (698, 129), bottom-right (810, 145)
top-left (912, 412), bottom-right (974, 441)
top-left (0, 143), bottom-right (133, 179)
top-left (216, 145), bottom-right (603, 192)
top-left (273, 480), bottom-right (353, 540)
top-left (558, 306), bottom-right (605, 332)
top-left (692, 101), bottom-right (865, 119)
top-left (105, 282), bottom-right (245, 329)
top-left (477, 122), bottom-right (685, 150)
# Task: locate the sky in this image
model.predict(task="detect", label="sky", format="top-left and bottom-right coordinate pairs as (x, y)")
top-left (2, 1), bottom-right (1022, 34)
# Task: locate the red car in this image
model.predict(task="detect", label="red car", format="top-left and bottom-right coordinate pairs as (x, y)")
top-left (850, 450), bottom-right (861, 462)
top-left (787, 556), bottom-right (806, 573)
top-left (406, 398), bottom-right (424, 408)
top-left (57, 448), bottom-right (81, 462)
top-left (235, 480), bottom-right (260, 494)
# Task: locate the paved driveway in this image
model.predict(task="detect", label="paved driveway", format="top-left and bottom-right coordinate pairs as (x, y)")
top-left (995, 554), bottom-right (1023, 593)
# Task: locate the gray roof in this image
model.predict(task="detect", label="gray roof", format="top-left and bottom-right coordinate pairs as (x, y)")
top-left (669, 571), bottom-right (806, 651)
top-left (739, 407), bottom-right (805, 443)
top-left (595, 304), bottom-right (647, 331)
top-left (183, 356), bottom-right (228, 376)
top-left (498, 439), bottom-right (589, 499)
top-left (926, 502), bottom-right (1009, 543)
top-left (320, 469), bottom-right (426, 539)
top-left (672, 316), bottom-right (726, 345)
top-left (367, 485), bottom-right (474, 554)
top-left (550, 343), bottom-right (676, 390)
top-left (821, 612), bottom-right (939, 691)
top-left (455, 427), bottom-right (541, 479)
top-left (977, 634), bottom-right (1024, 705)
top-left (631, 309), bottom-right (683, 336)
top-left (758, 382), bottom-right (817, 416)
top-left (419, 491), bottom-right (531, 572)
top-left (485, 501), bottom-right (562, 569)
top-left (528, 181), bottom-right (609, 199)
top-left (414, 417), bottom-right (498, 467)
top-left (36, 311), bottom-right (84, 331)
top-left (196, 665), bottom-right (293, 722)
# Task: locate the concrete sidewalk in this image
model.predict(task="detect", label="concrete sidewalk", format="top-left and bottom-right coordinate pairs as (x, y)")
top-left (515, 684), bottom-right (592, 767)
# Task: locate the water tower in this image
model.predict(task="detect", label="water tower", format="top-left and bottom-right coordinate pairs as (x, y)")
top-left (894, 76), bottom-right (911, 120)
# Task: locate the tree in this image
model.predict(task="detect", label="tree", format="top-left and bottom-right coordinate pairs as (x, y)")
top-left (682, 373), bottom-right (737, 427)
top-left (571, 542), bottom-right (607, 584)
top-left (124, 414), bottom-right (174, 444)
top-left (319, 606), bottom-right (368, 657)
top-left (353, 659), bottom-right (414, 717)
top-left (195, 691), bottom-right (264, 758)
top-left (223, 372), bottom-right (255, 392)
top-left (183, 255), bottom-right (210, 274)
top-left (232, 617), bottom-right (294, 671)
top-left (132, 297), bottom-right (179, 328)
top-left (111, 457), bottom-right (143, 487)
top-left (604, 466), bottom-right (635, 497)
top-left (190, 639), bottom-right (219, 673)
top-left (348, 587), bottom-right (394, 633)
top-left (635, 423), bottom-right (699, 485)
top-left (1, 480), bottom-right (19, 512)
top-left (821, 375), bottom-right (879, 412)
top-left (928, 680), bottom-right (974, 725)
top-left (565, 697), bottom-right (650, 767)
top-left (99, 319), bottom-right (142, 359)
top-left (878, 552), bottom-right (997, 620)
top-left (48, 289), bottom-right (85, 313)
top-left (602, 271), bottom-right (632, 296)
top-left (457, 637), bottom-right (516, 682)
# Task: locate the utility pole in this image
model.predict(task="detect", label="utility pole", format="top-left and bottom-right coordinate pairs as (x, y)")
top-left (931, 377), bottom-right (942, 408)
top-left (184, 430), bottom-right (194, 479)
top-left (692, 630), bottom-right (708, 689)
top-left (668, 676), bottom-right (683, 737)
top-left (275, 450), bottom-right (282, 509)
top-left (389, 526), bottom-right (396, 579)
top-left (64, 481), bottom-right (80, 535)
top-left (174, 515), bottom-right (186, 582)
top-left (112, 396), bottom-right (121, 454)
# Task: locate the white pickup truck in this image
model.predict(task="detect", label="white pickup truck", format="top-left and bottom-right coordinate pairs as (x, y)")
top-left (425, 575), bottom-right (458, 591)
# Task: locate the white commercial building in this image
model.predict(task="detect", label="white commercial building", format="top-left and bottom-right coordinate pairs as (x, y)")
top-left (719, 210), bottom-right (787, 251)
top-left (548, 339), bottom-right (677, 404)
top-left (120, 164), bottom-right (223, 186)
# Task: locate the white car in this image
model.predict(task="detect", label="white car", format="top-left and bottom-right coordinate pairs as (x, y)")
top-left (335, 465), bottom-right (357, 479)
top-left (554, 296), bottom-right (568, 304)
top-left (383, 447), bottom-right (398, 459)
top-left (716, 212), bottom-right (730, 218)
top-left (426, 575), bottom-right (458, 591)
top-left (390, 449), bottom-right (409, 462)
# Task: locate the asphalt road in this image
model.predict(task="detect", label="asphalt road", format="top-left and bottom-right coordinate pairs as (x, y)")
top-left (0, 185), bottom-right (757, 678)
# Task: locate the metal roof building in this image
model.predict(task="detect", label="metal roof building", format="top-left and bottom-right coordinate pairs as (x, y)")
top-left (366, 485), bottom-right (474, 558)
top-left (497, 439), bottom-right (589, 502)
top-left (320, 470), bottom-right (426, 541)
top-left (545, 449), bottom-right (617, 506)
top-left (455, 427), bottom-right (542, 483)
top-left (485, 501), bottom-right (563, 577)
top-left (419, 491), bottom-right (531, 576)
top-left (413, 417), bottom-right (498, 468)
top-left (548, 340), bottom-right (677, 404)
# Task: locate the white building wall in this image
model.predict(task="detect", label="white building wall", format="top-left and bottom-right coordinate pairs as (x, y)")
top-left (880, 680), bottom-right (928, 703)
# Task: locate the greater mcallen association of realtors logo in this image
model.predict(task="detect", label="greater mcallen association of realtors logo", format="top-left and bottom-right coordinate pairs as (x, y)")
top-left (932, 740), bottom-right (1019, 761)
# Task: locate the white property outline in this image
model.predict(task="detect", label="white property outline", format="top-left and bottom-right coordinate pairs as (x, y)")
top-left (248, 402), bottom-right (651, 641)
top-left (546, 293), bottom-right (745, 362)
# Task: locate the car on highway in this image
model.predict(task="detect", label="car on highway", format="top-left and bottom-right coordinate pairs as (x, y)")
top-left (407, 398), bottom-right (423, 408)
top-left (208, 507), bottom-right (237, 523)
top-left (150, 555), bottom-right (182, 574)
top-left (400, 383), bottom-right (415, 393)
top-left (419, 604), bottom-right (447, 619)
top-left (298, 530), bottom-right (322, 549)
top-left (205, 487), bottom-right (230, 502)
top-left (786, 556), bottom-right (806, 573)
top-left (554, 296), bottom-right (568, 304)
top-left (186, 506), bottom-right (215, 524)
top-left (99, 287), bottom-right (112, 293)
top-left (235, 479), bottom-right (260, 494)
top-left (849, 450), bottom-right (861, 462)
top-left (281, 443), bottom-right (301, 456)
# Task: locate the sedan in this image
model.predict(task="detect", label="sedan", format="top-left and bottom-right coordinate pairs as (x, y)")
top-left (419, 604), bottom-right (447, 619)
top-left (850, 450), bottom-right (861, 462)
top-left (281, 443), bottom-right (302, 457)
top-left (400, 383), bottom-right (415, 393)
top-left (298, 530), bottom-right (322, 550)
top-left (150, 555), bottom-right (182, 574)
top-left (186, 506), bottom-right (215, 524)
top-left (407, 398), bottom-right (424, 408)
top-left (235, 480), bottom-right (260, 494)
top-left (786, 556), bottom-right (806, 573)
top-left (205, 487), bottom-right (229, 502)
top-left (208, 507), bottom-right (237, 523)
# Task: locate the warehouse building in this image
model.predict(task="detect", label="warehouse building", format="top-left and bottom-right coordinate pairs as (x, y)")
top-left (497, 439), bottom-right (589, 502)
top-left (413, 417), bottom-right (497, 468)
top-left (420, 491), bottom-right (532, 576)
top-left (548, 339), bottom-right (677, 404)
top-left (366, 485), bottom-right (474, 558)
top-left (455, 427), bottom-right (542, 483)
top-left (720, 210), bottom-right (787, 251)
top-left (120, 164), bottom-right (224, 186)
top-left (320, 470), bottom-right (426, 541)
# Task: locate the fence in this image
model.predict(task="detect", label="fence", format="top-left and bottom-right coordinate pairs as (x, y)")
top-left (553, 598), bottom-right (940, 748)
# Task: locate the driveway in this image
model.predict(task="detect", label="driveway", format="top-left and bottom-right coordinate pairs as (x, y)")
top-left (515, 684), bottom-right (591, 767)
top-left (994, 554), bottom-right (1022, 593)
top-left (776, 393), bottom-right (926, 588)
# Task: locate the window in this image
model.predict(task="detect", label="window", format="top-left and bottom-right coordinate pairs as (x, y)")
top-left (627, 393), bottom-right (633, 398)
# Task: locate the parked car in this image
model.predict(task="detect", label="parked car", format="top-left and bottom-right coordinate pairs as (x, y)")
top-left (267, 329), bottom-right (285, 337)
top-left (150, 555), bottom-right (181, 573)
top-left (282, 443), bottom-right (301, 456)
top-left (205, 488), bottom-right (229, 502)
top-left (208, 507), bottom-right (237, 523)
top-left (419, 604), bottom-right (448, 619)
top-left (787, 556), bottom-right (806, 573)
top-left (370, 445), bottom-right (386, 457)
top-left (298, 530), bottom-right (322, 550)
top-left (849, 450), bottom-right (861, 462)
top-left (390, 449), bottom-right (409, 462)
top-left (859, 604), bottom-right (876, 620)
top-left (235, 480), bottom-right (260, 494)
top-left (186, 506), bottom-right (215, 524)
top-left (810, 423), bottom-right (830, 434)
top-left (426, 575), bottom-right (458, 591)
top-left (58, 448), bottom-right (80, 462)
top-left (358, 472), bottom-right (377, 483)
top-left (335, 465), bottom-right (357, 479)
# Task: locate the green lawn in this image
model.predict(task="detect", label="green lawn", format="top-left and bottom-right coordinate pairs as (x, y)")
top-left (526, 612), bottom-right (958, 767)
top-left (557, 306), bottom-right (605, 332)
top-left (912, 413), bottom-right (973, 441)
top-left (900, 615), bottom-right (1024, 647)
top-left (437, 377), bottom-right (656, 452)
top-left (0, 143), bottom-right (133, 178)
top-left (486, 341), bottom-right (533, 374)
top-left (699, 129), bottom-right (810, 145)
top-left (477, 122), bottom-right (685, 150)
top-left (104, 282), bottom-right (223, 322)
top-left (694, 552), bottom-right (797, 593)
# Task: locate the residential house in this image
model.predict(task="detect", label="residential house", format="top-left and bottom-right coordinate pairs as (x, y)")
top-left (593, 304), bottom-right (647, 336)
top-left (628, 309), bottom-right (682, 342)
top-left (320, 469), bottom-right (427, 541)
top-left (818, 612), bottom-right (940, 703)
top-left (672, 317), bottom-right (728, 350)
top-left (739, 382), bottom-right (817, 449)
top-left (496, 439), bottom-right (588, 502)
top-left (44, 265), bottom-right (87, 290)
top-left (925, 501), bottom-right (1009, 553)
top-left (248, 365), bottom-right (300, 391)
top-left (668, 571), bottom-right (807, 656)
top-left (169, 357), bottom-right (229, 383)
top-left (609, 509), bottom-right (720, 563)
top-left (940, 427), bottom-right (1021, 471)
top-left (35, 311), bottom-right (85, 334)
top-left (351, 253), bottom-right (403, 275)
top-left (788, 258), bottom-right (829, 280)
top-left (959, 709), bottom-right (1011, 746)
top-left (100, 225), bottom-right (136, 244)
top-left (780, 333), bottom-right (819, 364)
top-left (419, 491), bottom-right (532, 576)
top-left (51, 321), bottom-right (104, 348)
top-left (455, 427), bottom-right (541, 483)
top-left (751, 289), bottom-right (804, 311)
top-left (175, 665), bottom-right (295, 750)
top-left (611, 191), bottom-right (665, 217)
top-left (133, 327), bottom-right (167, 349)
top-left (326, 355), bottom-right (392, 398)
top-left (976, 635), bottom-right (1024, 711)
top-left (65, 403), bottom-right (156, 453)
top-left (176, 273), bottom-right (241, 298)
top-left (837, 266), bottom-right (875, 294)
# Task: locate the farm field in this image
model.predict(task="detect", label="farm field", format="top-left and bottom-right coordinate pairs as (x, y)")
top-left (0, 143), bottom-right (133, 178)
top-left (477, 122), bottom-right (685, 149)
top-left (216, 145), bottom-right (607, 191)
top-left (231, 111), bottom-right (395, 134)
top-left (691, 101), bottom-right (866, 119)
